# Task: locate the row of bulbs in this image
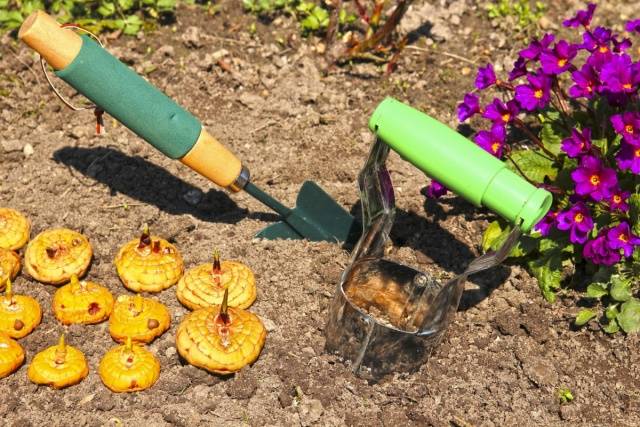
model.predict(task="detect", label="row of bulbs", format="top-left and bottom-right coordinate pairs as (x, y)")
top-left (0, 208), bottom-right (266, 392)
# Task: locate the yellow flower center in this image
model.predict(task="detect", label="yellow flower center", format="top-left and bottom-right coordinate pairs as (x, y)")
top-left (623, 83), bottom-right (633, 90)
top-left (534, 89), bottom-right (543, 99)
top-left (599, 46), bottom-right (609, 53)
top-left (575, 213), bottom-right (584, 223)
top-left (491, 142), bottom-right (501, 153)
top-left (587, 85), bottom-right (593, 93)
top-left (635, 148), bottom-right (640, 158)
top-left (590, 175), bottom-right (600, 186)
top-left (557, 58), bottom-right (568, 67)
top-left (619, 233), bottom-right (629, 243)
top-left (501, 113), bottom-right (511, 122)
top-left (626, 124), bottom-right (634, 134)
top-left (613, 195), bottom-right (622, 203)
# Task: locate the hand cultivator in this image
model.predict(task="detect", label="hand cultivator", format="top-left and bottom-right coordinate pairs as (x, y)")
top-left (19, 11), bottom-right (358, 244)
top-left (325, 98), bottom-right (552, 380)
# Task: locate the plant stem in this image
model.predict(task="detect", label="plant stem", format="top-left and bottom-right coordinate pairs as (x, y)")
top-left (346, 0), bottom-right (414, 56)
top-left (513, 118), bottom-right (557, 159)
top-left (506, 154), bottom-right (536, 185)
top-left (324, 0), bottom-right (342, 56)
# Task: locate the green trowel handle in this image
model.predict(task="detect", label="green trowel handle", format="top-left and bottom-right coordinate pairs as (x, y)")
top-left (56, 35), bottom-right (200, 159)
top-left (368, 97), bottom-right (552, 232)
top-left (19, 10), bottom-right (243, 190)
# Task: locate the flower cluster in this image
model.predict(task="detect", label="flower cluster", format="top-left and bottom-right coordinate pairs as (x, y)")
top-left (436, 3), bottom-right (640, 270)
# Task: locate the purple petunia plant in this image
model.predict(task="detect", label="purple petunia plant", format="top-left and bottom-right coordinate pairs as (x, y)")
top-left (443, 3), bottom-right (640, 333)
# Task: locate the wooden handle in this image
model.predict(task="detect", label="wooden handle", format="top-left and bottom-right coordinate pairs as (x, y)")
top-left (18, 10), bottom-right (82, 70)
top-left (180, 129), bottom-right (243, 189)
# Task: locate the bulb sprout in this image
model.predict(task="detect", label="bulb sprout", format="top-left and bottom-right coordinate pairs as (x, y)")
top-left (138, 223), bottom-right (151, 248)
top-left (212, 249), bottom-right (221, 274)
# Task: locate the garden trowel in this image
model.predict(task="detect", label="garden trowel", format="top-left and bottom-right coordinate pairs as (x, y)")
top-left (19, 11), bottom-right (358, 243)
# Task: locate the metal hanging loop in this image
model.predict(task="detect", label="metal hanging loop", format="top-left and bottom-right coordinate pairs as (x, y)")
top-left (39, 23), bottom-right (104, 112)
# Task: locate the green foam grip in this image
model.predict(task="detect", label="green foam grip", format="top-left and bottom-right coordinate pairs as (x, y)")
top-left (368, 97), bottom-right (552, 232)
top-left (55, 35), bottom-right (201, 159)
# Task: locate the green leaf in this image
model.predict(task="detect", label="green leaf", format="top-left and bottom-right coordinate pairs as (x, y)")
top-left (118, 0), bottom-right (135, 11)
top-left (482, 221), bottom-right (504, 252)
top-left (610, 275), bottom-right (633, 302)
top-left (591, 137), bottom-right (607, 153)
top-left (482, 221), bottom-right (535, 258)
top-left (557, 387), bottom-right (574, 404)
top-left (22, 0), bottom-right (45, 16)
top-left (539, 238), bottom-right (559, 252)
top-left (528, 252), bottom-right (563, 303)
top-left (311, 5), bottom-right (329, 22)
top-left (575, 308), bottom-right (597, 326)
top-left (97, 2), bottom-right (116, 17)
top-left (605, 303), bottom-right (619, 321)
top-left (586, 283), bottom-right (608, 299)
top-left (603, 319), bottom-right (620, 334)
top-left (629, 193), bottom-right (640, 235)
top-left (300, 15), bottom-right (320, 30)
top-left (539, 115), bottom-right (565, 155)
top-left (617, 299), bottom-right (640, 333)
top-left (123, 15), bottom-right (142, 35)
top-left (508, 148), bottom-right (557, 184)
top-left (156, 0), bottom-right (176, 11)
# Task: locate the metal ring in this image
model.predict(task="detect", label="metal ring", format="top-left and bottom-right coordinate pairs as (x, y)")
top-left (226, 165), bottom-right (251, 192)
top-left (39, 24), bottom-right (104, 112)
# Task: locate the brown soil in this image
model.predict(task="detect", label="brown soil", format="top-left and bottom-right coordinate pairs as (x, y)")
top-left (1, 1), bottom-right (639, 425)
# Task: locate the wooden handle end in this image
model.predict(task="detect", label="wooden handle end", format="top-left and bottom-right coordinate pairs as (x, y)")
top-left (19, 10), bottom-right (82, 70)
top-left (180, 128), bottom-right (243, 188)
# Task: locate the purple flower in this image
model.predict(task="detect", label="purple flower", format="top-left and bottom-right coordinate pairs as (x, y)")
top-left (482, 98), bottom-right (519, 126)
top-left (425, 180), bottom-right (447, 198)
top-left (613, 36), bottom-right (632, 53)
top-left (569, 63), bottom-right (599, 99)
top-left (607, 222), bottom-right (640, 257)
top-left (514, 72), bottom-right (552, 111)
top-left (475, 64), bottom-right (497, 90)
top-left (557, 203), bottom-right (593, 244)
top-left (608, 189), bottom-right (630, 212)
top-left (599, 54), bottom-right (640, 94)
top-left (582, 27), bottom-right (613, 54)
top-left (540, 40), bottom-right (578, 75)
top-left (563, 3), bottom-right (596, 28)
top-left (457, 93), bottom-right (481, 122)
top-left (585, 49), bottom-right (611, 73)
top-left (561, 128), bottom-right (592, 158)
top-left (534, 210), bottom-right (558, 236)
top-left (616, 142), bottom-right (640, 173)
top-left (519, 33), bottom-right (555, 61)
top-left (611, 112), bottom-right (640, 146)
top-left (571, 156), bottom-right (618, 201)
top-left (583, 231), bottom-right (622, 266)
top-left (509, 57), bottom-right (528, 81)
top-left (626, 19), bottom-right (640, 33)
top-left (474, 125), bottom-right (505, 158)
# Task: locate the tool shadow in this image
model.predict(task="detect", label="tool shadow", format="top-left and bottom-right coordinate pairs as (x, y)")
top-left (349, 194), bottom-right (511, 311)
top-left (52, 147), bottom-right (281, 224)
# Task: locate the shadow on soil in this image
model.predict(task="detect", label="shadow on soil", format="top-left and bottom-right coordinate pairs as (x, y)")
top-left (52, 147), bottom-right (281, 224)
top-left (57, 147), bottom-right (509, 309)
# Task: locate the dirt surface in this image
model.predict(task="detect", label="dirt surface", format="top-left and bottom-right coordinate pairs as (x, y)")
top-left (1, 0), bottom-right (640, 425)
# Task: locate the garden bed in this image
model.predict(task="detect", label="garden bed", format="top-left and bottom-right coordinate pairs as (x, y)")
top-left (0, 0), bottom-right (638, 425)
